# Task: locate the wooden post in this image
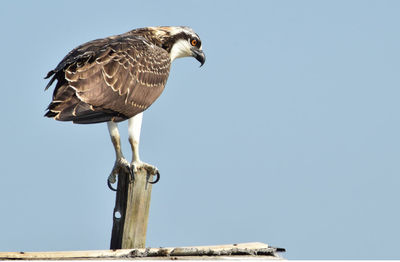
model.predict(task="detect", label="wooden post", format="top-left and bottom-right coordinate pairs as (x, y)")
top-left (0, 242), bottom-right (285, 260)
top-left (110, 169), bottom-right (153, 249)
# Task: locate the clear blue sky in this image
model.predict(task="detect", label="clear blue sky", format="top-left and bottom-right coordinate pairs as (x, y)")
top-left (0, 0), bottom-right (399, 259)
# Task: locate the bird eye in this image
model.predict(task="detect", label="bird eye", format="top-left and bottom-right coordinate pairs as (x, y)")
top-left (191, 39), bottom-right (197, 46)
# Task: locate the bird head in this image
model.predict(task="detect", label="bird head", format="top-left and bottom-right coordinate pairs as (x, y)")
top-left (148, 26), bottom-right (206, 66)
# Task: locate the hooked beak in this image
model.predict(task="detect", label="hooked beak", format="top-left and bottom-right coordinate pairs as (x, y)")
top-left (191, 47), bottom-right (206, 67)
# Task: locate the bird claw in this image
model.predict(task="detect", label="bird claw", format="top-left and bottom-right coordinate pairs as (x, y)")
top-left (131, 161), bottom-right (160, 184)
top-left (107, 157), bottom-right (131, 191)
top-left (128, 165), bottom-right (135, 182)
top-left (107, 160), bottom-right (160, 190)
top-left (149, 170), bottom-right (160, 184)
top-left (107, 178), bottom-right (117, 191)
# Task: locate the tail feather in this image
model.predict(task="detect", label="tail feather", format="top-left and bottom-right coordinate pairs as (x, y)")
top-left (44, 71), bottom-right (128, 124)
top-left (44, 70), bottom-right (57, 90)
top-left (45, 96), bottom-right (126, 124)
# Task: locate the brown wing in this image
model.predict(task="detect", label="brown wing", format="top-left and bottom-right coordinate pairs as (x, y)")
top-left (45, 35), bottom-right (171, 124)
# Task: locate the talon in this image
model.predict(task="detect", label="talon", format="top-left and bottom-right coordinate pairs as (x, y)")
top-left (122, 164), bottom-right (131, 176)
top-left (149, 170), bottom-right (160, 184)
top-left (107, 178), bottom-right (117, 191)
top-left (108, 173), bottom-right (117, 184)
top-left (130, 161), bottom-right (160, 184)
top-left (129, 164), bottom-right (135, 182)
top-left (107, 173), bottom-right (117, 191)
top-left (107, 157), bottom-right (130, 191)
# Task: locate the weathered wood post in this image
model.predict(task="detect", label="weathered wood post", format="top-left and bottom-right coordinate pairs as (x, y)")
top-left (110, 169), bottom-right (154, 249)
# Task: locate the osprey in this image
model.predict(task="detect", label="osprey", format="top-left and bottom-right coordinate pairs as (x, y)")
top-left (44, 26), bottom-right (205, 189)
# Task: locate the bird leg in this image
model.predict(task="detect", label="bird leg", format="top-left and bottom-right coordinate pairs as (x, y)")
top-left (107, 121), bottom-right (132, 191)
top-left (128, 113), bottom-right (160, 184)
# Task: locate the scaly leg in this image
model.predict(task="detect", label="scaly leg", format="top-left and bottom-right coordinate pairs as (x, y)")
top-left (107, 121), bottom-right (131, 190)
top-left (128, 113), bottom-right (160, 184)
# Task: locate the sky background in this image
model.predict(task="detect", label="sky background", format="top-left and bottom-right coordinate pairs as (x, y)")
top-left (0, 0), bottom-right (399, 259)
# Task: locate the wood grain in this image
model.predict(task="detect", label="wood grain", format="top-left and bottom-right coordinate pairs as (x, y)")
top-left (110, 168), bottom-right (153, 249)
top-left (0, 242), bottom-right (284, 260)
